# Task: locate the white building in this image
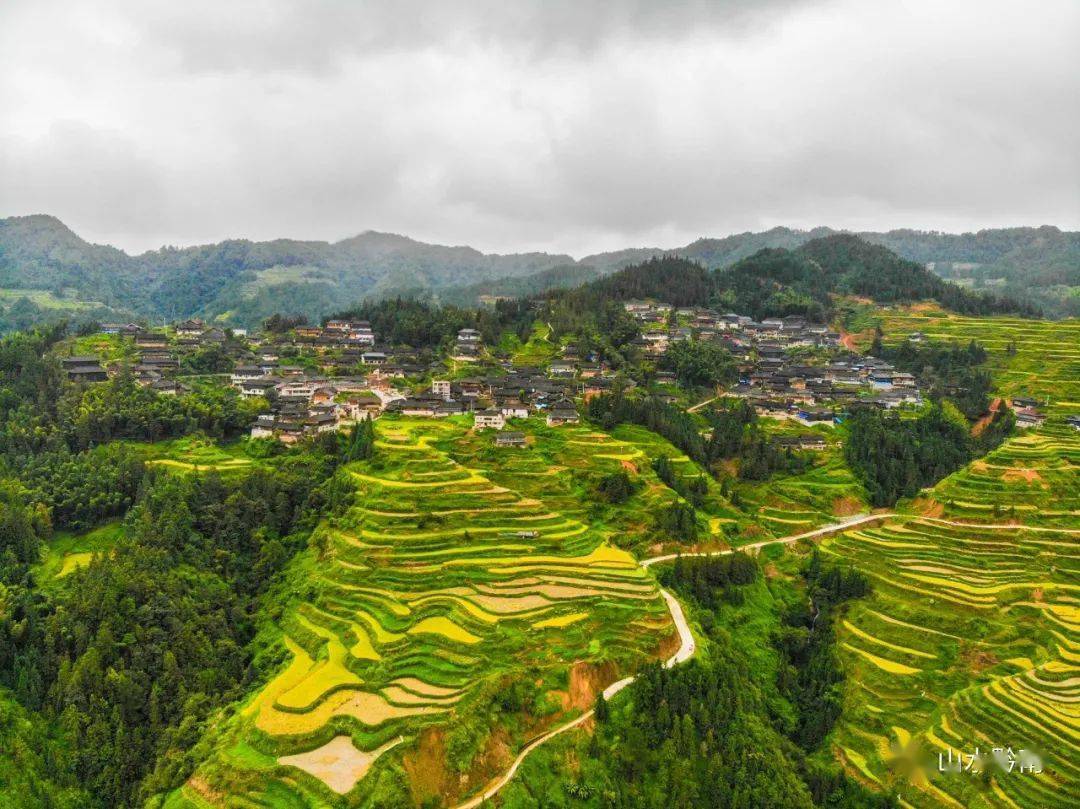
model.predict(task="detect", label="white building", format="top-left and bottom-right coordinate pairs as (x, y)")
top-left (474, 409), bottom-right (505, 430)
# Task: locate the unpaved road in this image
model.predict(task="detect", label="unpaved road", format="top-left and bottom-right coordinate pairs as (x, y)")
top-left (452, 511), bottom-right (893, 809)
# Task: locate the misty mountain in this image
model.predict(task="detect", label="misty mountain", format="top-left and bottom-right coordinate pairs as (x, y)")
top-left (0, 215), bottom-right (1076, 330)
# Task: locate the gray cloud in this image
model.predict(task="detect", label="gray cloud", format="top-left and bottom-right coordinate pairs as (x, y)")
top-left (132, 0), bottom-right (808, 72)
top-left (0, 0), bottom-right (1077, 257)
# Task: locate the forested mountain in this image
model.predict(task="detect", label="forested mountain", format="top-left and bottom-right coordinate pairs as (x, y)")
top-left (0, 215), bottom-right (1074, 332)
top-left (470, 225), bottom-right (1078, 314)
top-left (0, 216), bottom-right (575, 329)
top-left (539, 235), bottom-right (1038, 321)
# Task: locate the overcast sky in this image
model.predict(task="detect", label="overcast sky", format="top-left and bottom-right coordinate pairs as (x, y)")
top-left (1, 0), bottom-right (1077, 257)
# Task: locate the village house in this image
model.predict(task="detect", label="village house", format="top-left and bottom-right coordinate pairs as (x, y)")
top-left (231, 365), bottom-right (265, 385)
top-left (101, 322), bottom-right (140, 335)
top-left (239, 379), bottom-right (279, 398)
top-left (498, 400), bottom-right (531, 419)
top-left (457, 328), bottom-right (481, 344)
top-left (175, 319), bottom-right (205, 338)
top-left (545, 400), bottom-right (580, 426)
top-left (772, 434), bottom-right (828, 452)
top-left (495, 430), bottom-right (527, 448)
top-left (150, 379), bottom-right (186, 396)
top-left (549, 361), bottom-right (576, 378)
top-left (1014, 406), bottom-right (1046, 428)
top-left (62, 356), bottom-right (108, 383)
top-left (432, 379), bottom-right (452, 400)
top-left (134, 330), bottom-right (169, 350)
top-left (474, 409), bottom-right (505, 430)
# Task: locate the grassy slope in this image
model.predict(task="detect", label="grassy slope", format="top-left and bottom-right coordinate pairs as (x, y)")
top-left (36, 520), bottom-right (124, 582)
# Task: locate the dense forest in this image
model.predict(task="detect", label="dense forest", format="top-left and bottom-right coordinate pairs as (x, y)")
top-left (844, 405), bottom-right (987, 507)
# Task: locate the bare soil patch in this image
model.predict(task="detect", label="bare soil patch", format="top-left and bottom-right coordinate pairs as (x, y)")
top-left (961, 645), bottom-right (998, 673)
top-left (1002, 468), bottom-right (1043, 485)
top-left (188, 776), bottom-right (223, 805)
top-left (558, 660), bottom-right (618, 712)
top-left (832, 495), bottom-right (864, 517)
top-left (910, 498), bottom-right (945, 518)
top-left (971, 398), bottom-right (1002, 438)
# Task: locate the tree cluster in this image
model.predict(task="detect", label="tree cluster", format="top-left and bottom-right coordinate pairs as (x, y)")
top-left (844, 405), bottom-right (973, 507)
top-left (773, 552), bottom-right (871, 750)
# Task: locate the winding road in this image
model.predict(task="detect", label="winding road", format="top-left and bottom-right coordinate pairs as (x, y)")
top-left (452, 511), bottom-right (893, 809)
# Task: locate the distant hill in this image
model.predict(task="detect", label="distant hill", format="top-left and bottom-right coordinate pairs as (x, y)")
top-left (0, 216), bottom-right (1075, 330)
top-left (0, 215), bottom-right (576, 329)
top-left (541, 234), bottom-right (1038, 320)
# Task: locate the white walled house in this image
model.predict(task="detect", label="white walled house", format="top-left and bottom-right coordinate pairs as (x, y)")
top-left (474, 409), bottom-right (506, 430)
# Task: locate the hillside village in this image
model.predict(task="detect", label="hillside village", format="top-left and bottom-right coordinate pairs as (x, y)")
top-left (60, 300), bottom-right (1051, 450)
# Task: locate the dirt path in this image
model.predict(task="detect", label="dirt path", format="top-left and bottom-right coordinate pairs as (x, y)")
top-left (641, 512), bottom-right (895, 568)
top-left (971, 397), bottom-right (1002, 437)
top-left (687, 395), bottom-right (719, 413)
top-left (451, 511), bottom-right (893, 809)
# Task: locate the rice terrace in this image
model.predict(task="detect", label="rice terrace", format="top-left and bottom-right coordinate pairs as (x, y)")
top-left (166, 418), bottom-right (680, 807)
top-left (144, 306), bottom-right (1077, 809)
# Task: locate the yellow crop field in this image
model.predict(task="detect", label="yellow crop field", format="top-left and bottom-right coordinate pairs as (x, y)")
top-left (186, 417), bottom-right (672, 803)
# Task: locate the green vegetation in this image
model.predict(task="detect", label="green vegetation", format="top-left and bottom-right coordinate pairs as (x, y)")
top-left (845, 405), bottom-right (977, 507)
top-left (554, 236), bottom-right (1034, 325)
top-left (871, 308), bottom-right (1080, 414)
top-left (2, 216), bottom-right (1073, 329)
top-left (0, 243), bottom-right (1075, 809)
top-left (507, 554), bottom-right (894, 809)
top-left (819, 423), bottom-right (1080, 807)
top-left (36, 520), bottom-right (124, 581)
top-left (174, 417), bottom-right (672, 806)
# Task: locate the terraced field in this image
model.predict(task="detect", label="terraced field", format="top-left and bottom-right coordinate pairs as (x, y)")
top-left (820, 422), bottom-right (1080, 808)
top-left (170, 417), bottom-right (673, 807)
top-left (737, 424), bottom-right (868, 534)
top-left (929, 423), bottom-right (1080, 527)
top-left (36, 521), bottom-right (123, 582)
top-left (447, 419), bottom-right (749, 553)
top-left (872, 308), bottom-right (1080, 415)
top-left (137, 435), bottom-right (261, 475)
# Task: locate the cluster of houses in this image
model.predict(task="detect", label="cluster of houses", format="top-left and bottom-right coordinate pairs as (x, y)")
top-left (236, 365), bottom-right (585, 442)
top-left (61, 355), bottom-right (109, 383)
top-left (616, 303), bottom-right (921, 422)
top-left (387, 371), bottom-right (582, 429)
top-left (724, 354), bottom-right (922, 422)
top-left (248, 380), bottom-right (385, 444)
top-left (452, 328), bottom-right (483, 361)
top-left (623, 303), bottom-right (843, 356)
top-left (68, 311), bottom-right (1073, 447)
top-left (1010, 397), bottom-right (1047, 429)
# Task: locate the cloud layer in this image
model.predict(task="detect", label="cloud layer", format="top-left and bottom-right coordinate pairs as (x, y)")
top-left (1, 0), bottom-right (1077, 256)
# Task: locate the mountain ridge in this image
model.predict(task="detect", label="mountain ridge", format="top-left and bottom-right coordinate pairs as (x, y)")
top-left (0, 214), bottom-right (1076, 327)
